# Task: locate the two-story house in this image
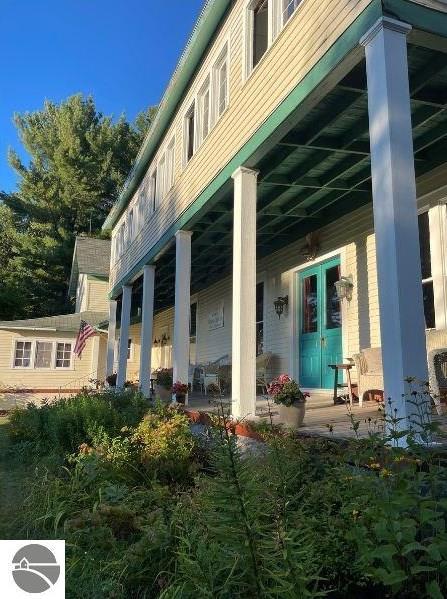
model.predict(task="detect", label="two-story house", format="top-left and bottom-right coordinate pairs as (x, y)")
top-left (0, 237), bottom-right (110, 407)
top-left (104, 0), bottom-right (447, 433)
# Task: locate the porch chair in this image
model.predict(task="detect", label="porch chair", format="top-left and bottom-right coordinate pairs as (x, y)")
top-left (256, 352), bottom-right (273, 395)
top-left (353, 330), bottom-right (447, 414)
top-left (199, 363), bottom-right (221, 395)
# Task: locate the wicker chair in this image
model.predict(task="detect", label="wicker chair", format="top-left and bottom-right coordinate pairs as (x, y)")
top-left (352, 348), bottom-right (383, 408)
top-left (256, 352), bottom-right (273, 395)
top-left (353, 330), bottom-right (447, 414)
top-left (199, 363), bottom-right (220, 395)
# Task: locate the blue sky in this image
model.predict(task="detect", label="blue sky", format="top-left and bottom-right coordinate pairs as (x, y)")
top-left (0, 0), bottom-right (204, 192)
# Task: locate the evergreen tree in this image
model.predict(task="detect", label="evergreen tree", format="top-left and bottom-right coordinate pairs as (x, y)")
top-left (0, 95), bottom-right (156, 319)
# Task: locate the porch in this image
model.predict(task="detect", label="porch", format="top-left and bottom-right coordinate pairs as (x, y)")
top-left (109, 9), bottom-right (447, 444)
top-left (185, 391), bottom-right (447, 442)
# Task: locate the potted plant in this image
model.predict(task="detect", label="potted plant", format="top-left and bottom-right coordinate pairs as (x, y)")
top-left (268, 374), bottom-right (309, 428)
top-left (172, 381), bottom-right (189, 405)
top-left (154, 368), bottom-right (173, 402)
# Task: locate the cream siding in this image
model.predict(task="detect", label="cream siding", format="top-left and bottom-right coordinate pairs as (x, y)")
top-left (85, 278), bottom-right (109, 312)
top-left (0, 329), bottom-right (107, 394)
top-left (110, 0), bottom-right (374, 289)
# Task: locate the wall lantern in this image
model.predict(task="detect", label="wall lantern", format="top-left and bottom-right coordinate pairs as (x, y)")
top-left (161, 333), bottom-right (170, 344)
top-left (153, 337), bottom-right (161, 345)
top-left (334, 276), bottom-right (354, 302)
top-left (274, 296), bottom-right (289, 319)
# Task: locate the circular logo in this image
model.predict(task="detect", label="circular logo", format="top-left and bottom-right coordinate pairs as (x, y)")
top-left (12, 544), bottom-right (60, 594)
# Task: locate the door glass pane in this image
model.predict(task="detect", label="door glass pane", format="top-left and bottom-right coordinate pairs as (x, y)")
top-left (302, 275), bottom-right (318, 333)
top-left (326, 265), bottom-right (342, 330)
top-left (423, 281), bottom-right (436, 329)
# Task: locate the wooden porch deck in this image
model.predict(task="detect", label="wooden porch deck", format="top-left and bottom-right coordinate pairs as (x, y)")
top-left (187, 392), bottom-right (447, 441)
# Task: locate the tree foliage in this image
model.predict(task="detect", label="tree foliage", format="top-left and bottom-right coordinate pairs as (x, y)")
top-left (0, 95), bottom-right (156, 320)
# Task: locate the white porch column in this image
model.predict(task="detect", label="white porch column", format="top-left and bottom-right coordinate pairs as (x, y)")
top-left (139, 265), bottom-right (156, 397)
top-left (429, 204), bottom-right (447, 330)
top-left (106, 299), bottom-right (117, 379)
top-left (231, 167), bottom-right (259, 419)
top-left (116, 285), bottom-right (132, 389)
top-left (361, 17), bottom-right (429, 434)
top-left (173, 230), bottom-right (192, 396)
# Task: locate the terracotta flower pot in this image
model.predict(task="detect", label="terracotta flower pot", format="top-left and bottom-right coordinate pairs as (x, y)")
top-left (279, 402), bottom-right (306, 428)
top-left (154, 384), bottom-right (172, 403)
top-left (175, 394), bottom-right (186, 405)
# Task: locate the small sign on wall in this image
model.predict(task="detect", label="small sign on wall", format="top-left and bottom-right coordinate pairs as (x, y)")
top-left (208, 301), bottom-right (224, 331)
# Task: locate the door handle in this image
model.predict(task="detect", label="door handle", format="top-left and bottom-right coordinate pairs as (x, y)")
top-left (321, 337), bottom-right (326, 348)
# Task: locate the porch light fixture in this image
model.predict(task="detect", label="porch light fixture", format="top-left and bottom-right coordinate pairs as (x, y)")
top-left (153, 337), bottom-right (161, 345)
top-left (274, 296), bottom-right (289, 319)
top-left (334, 276), bottom-right (354, 302)
top-left (161, 333), bottom-right (170, 345)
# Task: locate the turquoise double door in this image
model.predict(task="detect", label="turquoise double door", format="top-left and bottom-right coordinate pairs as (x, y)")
top-left (298, 257), bottom-right (343, 389)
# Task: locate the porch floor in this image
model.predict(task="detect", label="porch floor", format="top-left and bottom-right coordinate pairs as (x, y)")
top-left (186, 392), bottom-right (447, 442)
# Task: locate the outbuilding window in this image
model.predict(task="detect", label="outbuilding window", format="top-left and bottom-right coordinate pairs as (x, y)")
top-left (35, 341), bottom-right (53, 368)
top-left (14, 341), bottom-right (32, 368)
top-left (56, 342), bottom-right (72, 368)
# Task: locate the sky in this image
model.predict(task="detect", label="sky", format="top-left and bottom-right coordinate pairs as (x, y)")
top-left (0, 0), bottom-right (205, 192)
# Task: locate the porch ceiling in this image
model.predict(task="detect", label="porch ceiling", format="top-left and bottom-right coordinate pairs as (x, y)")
top-left (149, 42), bottom-right (447, 313)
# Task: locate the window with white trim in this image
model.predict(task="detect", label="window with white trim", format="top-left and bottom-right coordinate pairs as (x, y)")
top-left (185, 102), bottom-right (196, 163)
top-left (118, 222), bottom-right (125, 257)
top-left (418, 211), bottom-right (436, 329)
top-left (251, 0), bottom-right (269, 70)
top-left (156, 157), bottom-right (166, 208)
top-left (282, 0), bottom-right (302, 25)
top-left (35, 341), bottom-right (53, 369)
top-left (128, 209), bottom-right (134, 244)
top-left (127, 338), bottom-right (132, 360)
top-left (213, 46), bottom-right (229, 121)
top-left (149, 169), bottom-right (157, 213)
top-left (56, 342), bottom-right (72, 368)
top-left (197, 77), bottom-right (211, 145)
top-left (165, 139), bottom-right (175, 193)
top-left (14, 341), bottom-right (32, 368)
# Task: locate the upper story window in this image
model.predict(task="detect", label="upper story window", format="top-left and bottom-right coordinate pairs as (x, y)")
top-left (156, 157), bottom-right (166, 208)
top-left (165, 139), bottom-right (175, 192)
top-left (213, 45), bottom-right (229, 120)
top-left (252, 0), bottom-right (269, 69)
top-left (282, 0), bottom-right (302, 25)
top-left (198, 77), bottom-right (211, 145)
top-left (150, 169), bottom-right (157, 212)
top-left (127, 209), bottom-right (134, 244)
top-left (245, 0), bottom-right (302, 78)
top-left (185, 102), bottom-right (196, 163)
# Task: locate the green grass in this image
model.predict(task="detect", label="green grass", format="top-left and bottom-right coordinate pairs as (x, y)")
top-left (0, 417), bottom-right (31, 539)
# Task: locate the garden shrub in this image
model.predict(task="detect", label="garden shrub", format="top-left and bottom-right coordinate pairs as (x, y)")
top-left (132, 404), bottom-right (197, 484)
top-left (8, 390), bottom-right (149, 454)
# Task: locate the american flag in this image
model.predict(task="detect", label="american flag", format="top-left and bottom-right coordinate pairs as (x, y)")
top-left (74, 320), bottom-right (96, 357)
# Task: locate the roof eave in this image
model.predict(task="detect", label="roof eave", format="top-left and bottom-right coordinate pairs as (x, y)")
top-left (102, 0), bottom-right (232, 232)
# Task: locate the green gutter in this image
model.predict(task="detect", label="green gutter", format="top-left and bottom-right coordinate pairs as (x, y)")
top-left (109, 0), bottom-right (382, 298)
top-left (383, 0), bottom-right (447, 37)
top-left (103, 0), bottom-right (232, 231)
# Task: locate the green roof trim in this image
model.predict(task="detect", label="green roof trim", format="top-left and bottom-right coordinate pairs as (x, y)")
top-left (383, 0), bottom-right (447, 37)
top-left (102, 0), bottom-right (232, 232)
top-left (109, 0), bottom-right (383, 298)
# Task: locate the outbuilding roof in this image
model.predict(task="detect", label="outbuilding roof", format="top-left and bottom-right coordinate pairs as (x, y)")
top-left (0, 311), bottom-right (108, 333)
top-left (68, 237), bottom-right (111, 296)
